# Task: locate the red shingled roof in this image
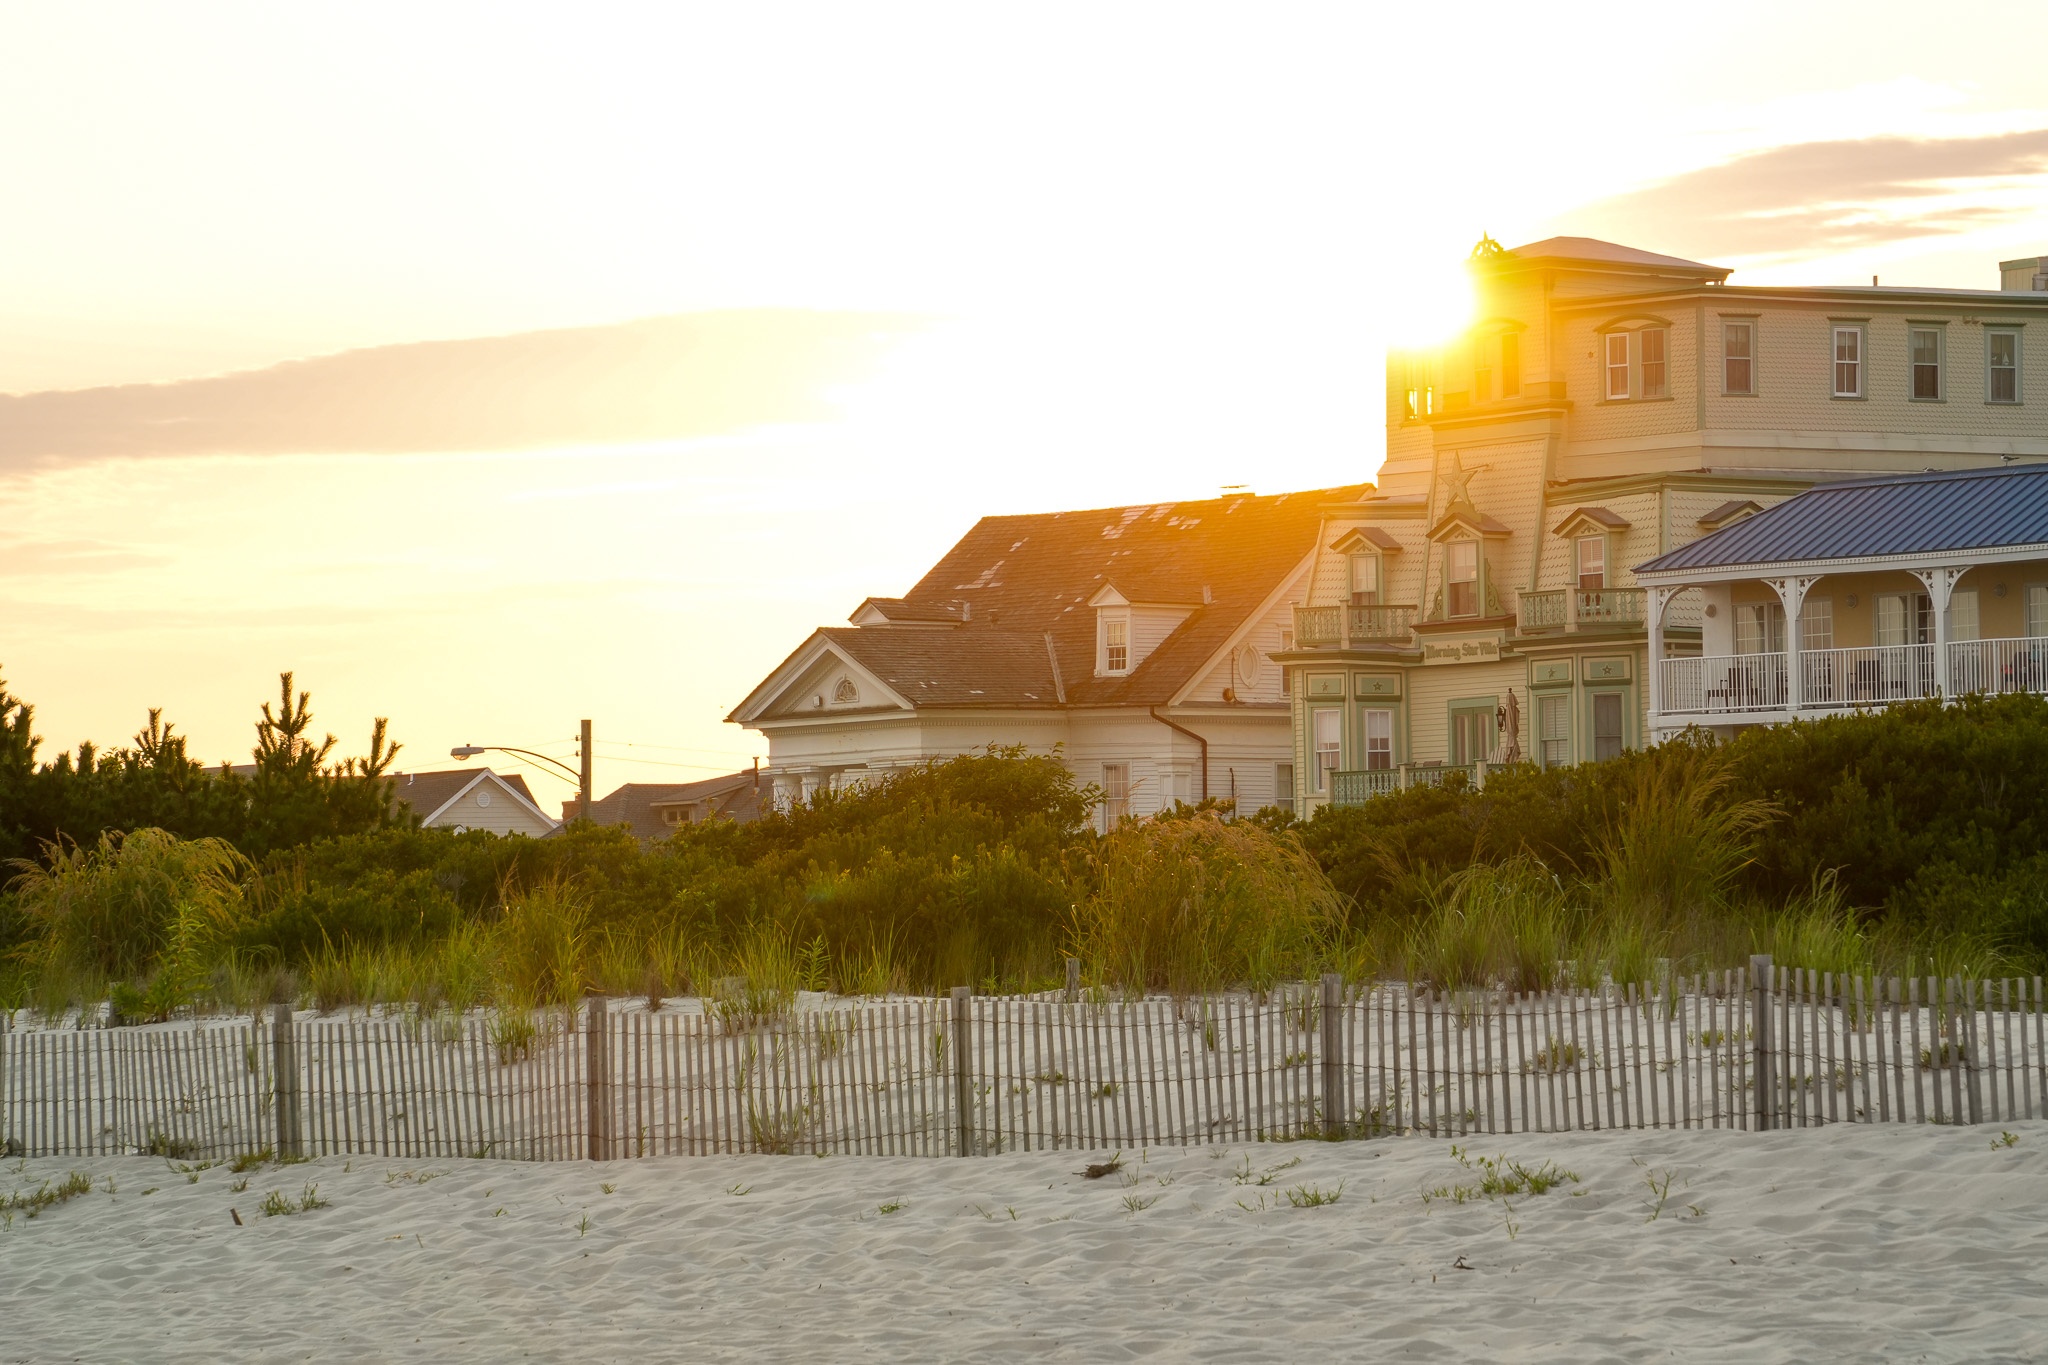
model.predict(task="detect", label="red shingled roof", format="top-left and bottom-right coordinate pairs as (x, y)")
top-left (744, 485), bottom-right (1365, 714)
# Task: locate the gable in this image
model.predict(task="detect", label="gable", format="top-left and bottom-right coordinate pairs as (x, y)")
top-left (728, 633), bottom-right (916, 724)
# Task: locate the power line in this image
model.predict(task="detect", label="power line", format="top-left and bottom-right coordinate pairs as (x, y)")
top-left (592, 753), bottom-right (755, 774)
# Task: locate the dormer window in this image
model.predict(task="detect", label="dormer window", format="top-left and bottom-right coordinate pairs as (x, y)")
top-left (1575, 536), bottom-right (1605, 590)
top-left (1348, 553), bottom-right (1380, 606)
top-left (1447, 540), bottom-right (1480, 618)
top-left (1102, 614), bottom-right (1129, 674)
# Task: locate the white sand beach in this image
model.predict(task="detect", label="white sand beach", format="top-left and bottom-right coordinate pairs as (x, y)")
top-left (4, 1123), bottom-right (2046, 1362)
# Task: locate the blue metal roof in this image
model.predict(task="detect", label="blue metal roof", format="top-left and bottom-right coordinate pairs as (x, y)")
top-left (1636, 464), bottom-right (2048, 575)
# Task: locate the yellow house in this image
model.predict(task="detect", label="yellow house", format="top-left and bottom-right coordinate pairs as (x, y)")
top-left (1283, 237), bottom-right (2048, 814)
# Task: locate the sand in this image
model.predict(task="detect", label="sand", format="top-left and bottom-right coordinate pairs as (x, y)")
top-left (3, 1123), bottom-right (2045, 1362)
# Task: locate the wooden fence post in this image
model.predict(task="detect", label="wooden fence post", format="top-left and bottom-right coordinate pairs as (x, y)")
top-left (1749, 955), bottom-right (1773, 1131)
top-left (1320, 974), bottom-right (1343, 1137)
top-left (586, 995), bottom-right (609, 1162)
top-left (1065, 959), bottom-right (1081, 1004)
top-left (951, 986), bottom-right (973, 1157)
top-left (271, 1003), bottom-right (301, 1159)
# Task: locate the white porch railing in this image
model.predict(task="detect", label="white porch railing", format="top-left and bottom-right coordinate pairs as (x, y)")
top-left (1659, 652), bottom-right (1789, 716)
top-left (1800, 644), bottom-right (1936, 709)
top-left (1950, 637), bottom-right (2048, 697)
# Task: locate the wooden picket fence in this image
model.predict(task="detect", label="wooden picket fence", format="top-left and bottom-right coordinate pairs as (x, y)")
top-left (4, 958), bottom-right (2045, 1161)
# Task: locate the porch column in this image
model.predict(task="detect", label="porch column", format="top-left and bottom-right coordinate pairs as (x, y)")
top-left (1766, 576), bottom-right (1818, 715)
top-left (1647, 585), bottom-right (1678, 740)
top-left (1912, 567), bottom-right (1966, 700)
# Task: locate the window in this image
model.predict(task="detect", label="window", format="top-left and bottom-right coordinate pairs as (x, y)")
top-left (1833, 327), bottom-right (1863, 397)
top-left (1723, 321), bottom-right (1755, 395)
top-left (1640, 327), bottom-right (1668, 398)
top-left (1273, 763), bottom-right (1295, 806)
top-left (1951, 590), bottom-right (1979, 643)
top-left (1591, 693), bottom-right (1625, 762)
top-left (1447, 540), bottom-right (1480, 618)
top-left (1801, 597), bottom-right (1834, 652)
top-left (1279, 626), bottom-right (1295, 652)
top-left (1735, 602), bottom-right (1786, 654)
top-left (1100, 763), bottom-right (1130, 826)
top-left (1362, 708), bottom-right (1393, 770)
top-left (1311, 709), bottom-right (1341, 792)
top-left (1876, 593), bottom-right (1932, 646)
top-left (1538, 693), bottom-right (1570, 768)
top-left (1990, 331), bottom-right (2021, 404)
top-left (1450, 706), bottom-right (1491, 765)
top-left (1102, 615), bottom-right (1129, 674)
top-left (1605, 333), bottom-right (1630, 399)
top-left (1473, 342), bottom-right (1492, 404)
top-left (1349, 553), bottom-right (1380, 606)
top-left (1500, 333), bottom-right (1521, 397)
top-left (1910, 327), bottom-right (1943, 400)
top-left (2027, 585), bottom-right (2048, 639)
top-left (1575, 536), bottom-right (1606, 591)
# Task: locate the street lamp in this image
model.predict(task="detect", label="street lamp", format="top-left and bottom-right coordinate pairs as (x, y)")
top-left (451, 719), bottom-right (594, 821)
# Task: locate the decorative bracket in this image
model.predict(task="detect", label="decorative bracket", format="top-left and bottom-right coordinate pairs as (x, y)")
top-left (1647, 584), bottom-right (1684, 633)
top-left (1764, 576), bottom-right (1821, 623)
top-left (1910, 566), bottom-right (1968, 613)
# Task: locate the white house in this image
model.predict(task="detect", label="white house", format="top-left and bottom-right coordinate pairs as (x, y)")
top-left (729, 486), bottom-right (1367, 826)
top-left (387, 768), bottom-right (557, 837)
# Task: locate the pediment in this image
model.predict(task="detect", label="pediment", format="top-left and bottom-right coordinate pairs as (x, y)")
top-left (727, 634), bottom-right (915, 724)
top-left (1551, 506), bottom-right (1632, 538)
top-left (1427, 507), bottom-right (1512, 542)
top-left (1329, 526), bottom-right (1403, 554)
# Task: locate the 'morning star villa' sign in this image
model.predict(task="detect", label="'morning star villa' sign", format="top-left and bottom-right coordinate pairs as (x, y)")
top-left (1421, 635), bottom-right (1503, 666)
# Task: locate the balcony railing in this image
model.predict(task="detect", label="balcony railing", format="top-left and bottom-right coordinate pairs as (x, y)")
top-left (1950, 637), bottom-right (2048, 696)
top-left (1659, 652), bottom-right (1789, 716)
top-left (1518, 590), bottom-right (1567, 632)
top-left (1295, 605), bottom-right (1343, 647)
top-left (1800, 644), bottom-right (1935, 709)
top-left (1576, 587), bottom-right (1646, 627)
top-left (1331, 769), bottom-right (1399, 804)
top-left (1293, 604), bottom-right (1418, 649)
top-left (1329, 762), bottom-right (1486, 805)
top-left (1347, 604), bottom-right (1417, 644)
top-left (1516, 587), bottom-right (1648, 633)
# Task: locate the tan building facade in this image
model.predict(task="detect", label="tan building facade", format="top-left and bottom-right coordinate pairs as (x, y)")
top-left (1282, 237), bottom-right (2048, 814)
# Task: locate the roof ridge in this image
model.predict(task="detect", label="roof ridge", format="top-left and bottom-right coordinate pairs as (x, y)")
top-left (1809, 462), bottom-right (2048, 490)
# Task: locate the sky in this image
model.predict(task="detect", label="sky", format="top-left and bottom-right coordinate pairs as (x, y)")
top-left (6, 1), bottom-right (2048, 808)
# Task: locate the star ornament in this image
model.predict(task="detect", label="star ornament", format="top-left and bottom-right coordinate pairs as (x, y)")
top-left (1438, 452), bottom-right (1488, 508)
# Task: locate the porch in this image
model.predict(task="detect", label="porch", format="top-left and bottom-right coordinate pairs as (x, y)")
top-left (1656, 637), bottom-right (2048, 722)
top-left (1633, 467), bottom-right (2048, 737)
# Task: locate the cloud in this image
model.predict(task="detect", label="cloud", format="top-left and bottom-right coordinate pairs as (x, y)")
top-left (0, 310), bottom-right (922, 471)
top-left (0, 537), bottom-right (167, 575)
top-left (1561, 130), bottom-right (2048, 261)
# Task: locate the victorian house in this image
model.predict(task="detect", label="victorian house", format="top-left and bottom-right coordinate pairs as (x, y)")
top-left (1283, 238), bottom-right (2048, 815)
top-left (730, 487), bottom-right (1365, 826)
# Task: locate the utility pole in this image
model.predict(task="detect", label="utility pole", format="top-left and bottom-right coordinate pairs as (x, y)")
top-left (579, 718), bottom-right (594, 821)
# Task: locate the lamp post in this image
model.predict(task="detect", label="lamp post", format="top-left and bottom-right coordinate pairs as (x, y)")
top-left (452, 718), bottom-right (594, 821)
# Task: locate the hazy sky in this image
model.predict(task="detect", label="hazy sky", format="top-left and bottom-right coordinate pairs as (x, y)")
top-left (6, 1), bottom-right (2048, 807)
